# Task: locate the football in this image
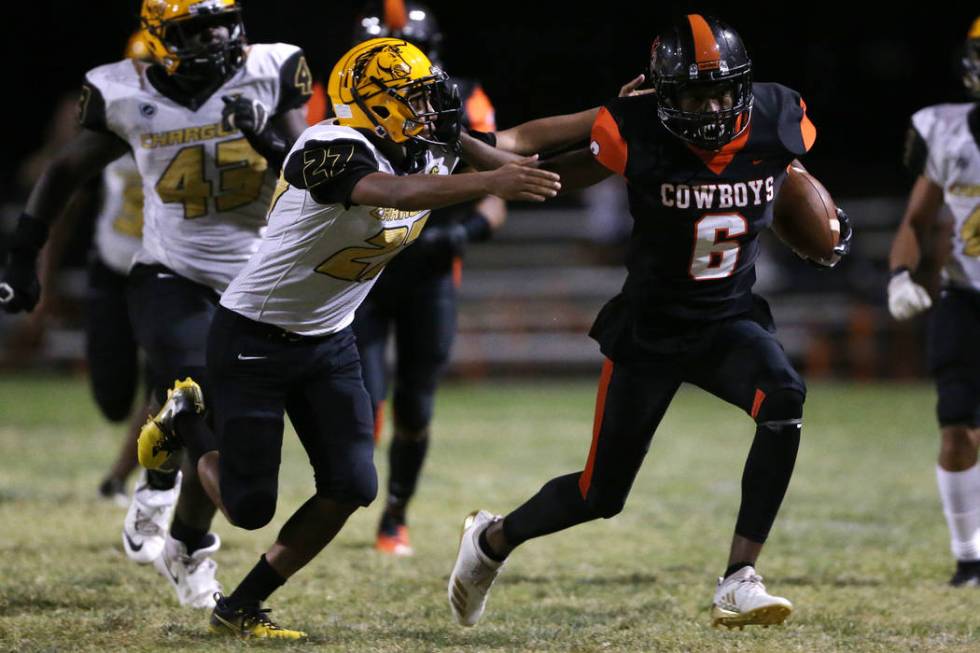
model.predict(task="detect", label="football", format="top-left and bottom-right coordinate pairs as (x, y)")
top-left (771, 165), bottom-right (841, 265)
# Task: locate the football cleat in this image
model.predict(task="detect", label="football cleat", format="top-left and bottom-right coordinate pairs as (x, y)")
top-left (154, 532), bottom-right (222, 609)
top-left (137, 378), bottom-right (204, 471)
top-left (209, 593), bottom-right (307, 640)
top-left (122, 469), bottom-right (181, 564)
top-left (99, 476), bottom-right (130, 508)
top-left (448, 510), bottom-right (504, 627)
top-left (711, 566), bottom-right (793, 629)
top-left (949, 560), bottom-right (980, 587)
top-left (376, 524), bottom-right (414, 557)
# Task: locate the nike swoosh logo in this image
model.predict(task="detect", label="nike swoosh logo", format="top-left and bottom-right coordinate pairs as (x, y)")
top-left (237, 354), bottom-right (267, 361)
top-left (752, 159), bottom-right (764, 165)
top-left (162, 558), bottom-right (180, 584)
top-left (156, 273), bottom-right (175, 279)
top-left (124, 532), bottom-right (143, 552)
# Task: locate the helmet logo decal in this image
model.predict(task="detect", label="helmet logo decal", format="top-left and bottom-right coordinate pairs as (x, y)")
top-left (377, 47), bottom-right (412, 80)
top-left (140, 103), bottom-right (157, 118)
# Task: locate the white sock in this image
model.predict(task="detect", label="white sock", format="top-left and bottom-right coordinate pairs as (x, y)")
top-left (936, 464), bottom-right (980, 561)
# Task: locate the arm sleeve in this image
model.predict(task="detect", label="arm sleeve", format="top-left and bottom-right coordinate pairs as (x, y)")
top-left (590, 105), bottom-right (628, 176)
top-left (775, 86), bottom-right (817, 156)
top-left (282, 138), bottom-right (379, 207)
top-left (466, 129), bottom-right (497, 148)
top-left (277, 49), bottom-right (314, 114)
top-left (78, 79), bottom-right (111, 133)
top-left (902, 120), bottom-right (929, 178)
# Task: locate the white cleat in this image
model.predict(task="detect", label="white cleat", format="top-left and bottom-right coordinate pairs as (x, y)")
top-left (121, 470), bottom-right (181, 564)
top-left (711, 566), bottom-right (793, 629)
top-left (154, 532), bottom-right (222, 609)
top-left (448, 510), bottom-right (504, 627)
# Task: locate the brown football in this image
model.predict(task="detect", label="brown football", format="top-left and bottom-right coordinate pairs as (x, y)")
top-left (771, 166), bottom-right (840, 264)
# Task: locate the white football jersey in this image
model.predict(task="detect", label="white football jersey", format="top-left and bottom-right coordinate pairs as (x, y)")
top-left (82, 43), bottom-right (310, 292)
top-left (913, 103), bottom-right (980, 292)
top-left (220, 123), bottom-right (459, 335)
top-left (95, 154), bottom-right (143, 275)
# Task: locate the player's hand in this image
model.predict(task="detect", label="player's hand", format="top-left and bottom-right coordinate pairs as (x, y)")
top-left (807, 208), bottom-right (853, 269)
top-left (485, 156), bottom-right (561, 202)
top-left (619, 74), bottom-right (655, 98)
top-left (888, 269), bottom-right (932, 320)
top-left (221, 95), bottom-right (269, 135)
top-left (413, 223), bottom-right (468, 272)
top-left (1, 252), bottom-right (41, 314)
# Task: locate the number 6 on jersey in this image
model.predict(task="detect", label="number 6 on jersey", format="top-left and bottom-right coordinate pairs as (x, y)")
top-left (689, 213), bottom-right (747, 280)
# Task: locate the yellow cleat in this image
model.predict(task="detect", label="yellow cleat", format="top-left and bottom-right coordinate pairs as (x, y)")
top-left (209, 593), bottom-right (307, 640)
top-left (137, 378), bottom-right (204, 471)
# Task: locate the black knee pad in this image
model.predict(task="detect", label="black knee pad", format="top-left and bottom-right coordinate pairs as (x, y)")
top-left (936, 377), bottom-right (980, 427)
top-left (316, 455), bottom-right (378, 508)
top-left (584, 484), bottom-right (628, 520)
top-left (393, 388), bottom-right (436, 433)
top-left (219, 417), bottom-right (282, 530)
top-left (755, 388), bottom-right (805, 425)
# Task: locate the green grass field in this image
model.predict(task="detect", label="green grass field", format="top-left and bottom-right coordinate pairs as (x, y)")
top-left (0, 374), bottom-right (975, 652)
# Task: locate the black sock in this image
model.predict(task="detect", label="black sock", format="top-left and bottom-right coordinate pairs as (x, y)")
top-left (724, 561), bottom-right (754, 579)
top-left (146, 468), bottom-right (179, 490)
top-left (175, 411), bottom-right (219, 463)
top-left (478, 527), bottom-right (507, 563)
top-left (387, 435), bottom-right (429, 507)
top-left (227, 555), bottom-right (286, 609)
top-left (734, 421), bottom-right (801, 542)
top-left (170, 515), bottom-right (209, 553)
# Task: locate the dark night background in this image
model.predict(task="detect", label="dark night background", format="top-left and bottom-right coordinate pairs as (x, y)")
top-left (2, 1), bottom-right (977, 199)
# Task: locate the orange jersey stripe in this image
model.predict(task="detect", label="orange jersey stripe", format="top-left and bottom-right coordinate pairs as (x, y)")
top-left (465, 86), bottom-right (496, 132)
top-left (579, 358), bottom-right (614, 499)
top-left (688, 14), bottom-right (720, 70)
top-left (750, 388), bottom-right (766, 420)
top-left (591, 107), bottom-right (628, 176)
top-left (384, 0), bottom-right (408, 30)
top-left (306, 82), bottom-right (328, 126)
top-left (799, 98), bottom-right (817, 152)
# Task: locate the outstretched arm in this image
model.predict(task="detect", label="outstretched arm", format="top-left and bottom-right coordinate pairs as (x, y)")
top-left (539, 148), bottom-right (614, 193)
top-left (2, 129), bottom-right (128, 313)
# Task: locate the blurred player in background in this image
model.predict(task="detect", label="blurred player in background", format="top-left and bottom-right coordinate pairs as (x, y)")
top-left (136, 37), bottom-right (561, 639)
top-left (1, 0), bottom-right (312, 609)
top-left (448, 13), bottom-right (851, 629)
top-left (887, 16), bottom-right (980, 586)
top-left (348, 0), bottom-right (507, 557)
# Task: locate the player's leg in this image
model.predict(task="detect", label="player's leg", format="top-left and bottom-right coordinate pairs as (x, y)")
top-left (380, 272), bottom-right (455, 555)
top-left (449, 358), bottom-right (680, 626)
top-left (688, 315), bottom-right (804, 627)
top-left (211, 323), bottom-right (374, 639)
top-left (86, 258), bottom-right (140, 502)
top-left (927, 290), bottom-right (980, 586)
top-left (128, 264), bottom-right (221, 606)
top-left (352, 292), bottom-right (391, 442)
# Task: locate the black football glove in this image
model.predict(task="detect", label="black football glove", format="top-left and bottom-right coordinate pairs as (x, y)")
top-left (1, 214), bottom-right (48, 313)
top-left (221, 95), bottom-right (269, 135)
top-left (414, 222), bottom-right (469, 272)
top-left (807, 207), bottom-right (852, 270)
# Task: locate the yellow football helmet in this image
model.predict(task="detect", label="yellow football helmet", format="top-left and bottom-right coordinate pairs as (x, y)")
top-left (965, 16), bottom-right (980, 98)
top-left (327, 37), bottom-right (460, 145)
top-left (139, 0), bottom-right (245, 77)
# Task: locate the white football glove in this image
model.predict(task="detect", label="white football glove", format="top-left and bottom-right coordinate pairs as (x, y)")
top-left (887, 269), bottom-right (932, 320)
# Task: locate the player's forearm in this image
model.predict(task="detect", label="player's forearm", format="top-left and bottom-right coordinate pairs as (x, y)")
top-left (888, 221), bottom-right (921, 272)
top-left (496, 109), bottom-right (599, 155)
top-left (460, 133), bottom-right (523, 171)
top-left (375, 172), bottom-right (494, 211)
top-left (539, 148), bottom-right (612, 193)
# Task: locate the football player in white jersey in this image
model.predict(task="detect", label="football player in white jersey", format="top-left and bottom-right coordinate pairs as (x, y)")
top-left (135, 37), bottom-right (561, 639)
top-left (888, 16), bottom-right (980, 586)
top-left (0, 0), bottom-right (312, 609)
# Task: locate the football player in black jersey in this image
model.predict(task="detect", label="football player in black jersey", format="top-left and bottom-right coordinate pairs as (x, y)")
top-left (448, 14), bottom-right (852, 629)
top-left (348, 0), bottom-right (508, 558)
